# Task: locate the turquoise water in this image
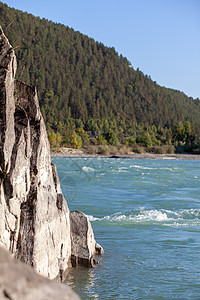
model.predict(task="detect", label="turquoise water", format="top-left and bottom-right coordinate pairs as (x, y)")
top-left (52, 157), bottom-right (200, 300)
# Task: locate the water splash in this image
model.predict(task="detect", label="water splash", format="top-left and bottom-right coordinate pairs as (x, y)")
top-left (82, 166), bottom-right (96, 172)
top-left (88, 208), bottom-right (200, 227)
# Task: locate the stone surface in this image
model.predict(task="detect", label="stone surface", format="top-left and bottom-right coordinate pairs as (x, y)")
top-left (0, 247), bottom-right (80, 300)
top-left (70, 211), bottom-right (104, 267)
top-left (0, 24), bottom-right (102, 281)
top-left (0, 25), bottom-right (71, 280)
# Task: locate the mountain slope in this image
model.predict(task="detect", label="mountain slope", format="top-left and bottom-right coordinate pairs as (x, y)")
top-left (0, 2), bottom-right (199, 151)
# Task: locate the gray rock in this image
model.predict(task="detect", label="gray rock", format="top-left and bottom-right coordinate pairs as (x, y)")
top-left (0, 24), bottom-right (103, 281)
top-left (70, 211), bottom-right (103, 267)
top-left (0, 247), bottom-right (80, 300)
top-left (0, 24), bottom-right (71, 280)
top-left (95, 242), bottom-right (104, 255)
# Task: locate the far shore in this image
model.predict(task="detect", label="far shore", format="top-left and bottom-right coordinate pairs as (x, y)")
top-left (51, 147), bottom-right (200, 160)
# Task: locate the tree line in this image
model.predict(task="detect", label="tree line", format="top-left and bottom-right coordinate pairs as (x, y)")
top-left (1, 2), bottom-right (200, 153)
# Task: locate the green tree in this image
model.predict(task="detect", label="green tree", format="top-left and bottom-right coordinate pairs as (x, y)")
top-left (104, 129), bottom-right (118, 145)
top-left (136, 133), bottom-right (152, 147)
top-left (48, 131), bottom-right (62, 148)
top-left (70, 132), bottom-right (82, 149)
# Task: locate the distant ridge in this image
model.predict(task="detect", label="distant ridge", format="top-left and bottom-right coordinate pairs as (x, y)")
top-left (1, 1), bottom-right (200, 152)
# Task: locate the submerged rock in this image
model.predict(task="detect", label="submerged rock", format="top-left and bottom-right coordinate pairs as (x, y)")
top-left (0, 24), bottom-right (102, 281)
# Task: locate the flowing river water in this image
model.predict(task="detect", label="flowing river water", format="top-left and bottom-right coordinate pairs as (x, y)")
top-left (52, 157), bottom-right (200, 300)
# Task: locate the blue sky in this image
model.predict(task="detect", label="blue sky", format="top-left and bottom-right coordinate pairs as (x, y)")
top-left (2, 0), bottom-right (200, 99)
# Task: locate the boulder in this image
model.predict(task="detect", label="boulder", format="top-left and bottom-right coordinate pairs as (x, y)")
top-left (0, 247), bottom-right (80, 300)
top-left (70, 211), bottom-right (103, 267)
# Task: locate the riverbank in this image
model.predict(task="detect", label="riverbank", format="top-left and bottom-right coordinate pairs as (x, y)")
top-left (51, 147), bottom-right (200, 160)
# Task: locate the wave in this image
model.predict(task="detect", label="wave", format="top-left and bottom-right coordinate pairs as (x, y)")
top-left (111, 167), bottom-right (128, 173)
top-left (130, 165), bottom-right (154, 170)
top-left (80, 163), bottom-right (179, 175)
top-left (82, 166), bottom-right (96, 172)
top-left (88, 208), bottom-right (200, 227)
top-left (87, 215), bottom-right (101, 221)
top-left (130, 165), bottom-right (177, 172)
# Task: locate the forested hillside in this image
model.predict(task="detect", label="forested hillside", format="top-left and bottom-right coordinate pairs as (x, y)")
top-left (1, 2), bottom-right (200, 153)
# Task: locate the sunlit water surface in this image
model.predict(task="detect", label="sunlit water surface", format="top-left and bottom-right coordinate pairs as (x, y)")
top-left (52, 157), bottom-right (200, 300)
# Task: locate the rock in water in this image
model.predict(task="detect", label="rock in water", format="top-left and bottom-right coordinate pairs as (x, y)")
top-left (0, 25), bottom-right (102, 280)
top-left (0, 247), bottom-right (81, 300)
top-left (70, 211), bottom-right (104, 267)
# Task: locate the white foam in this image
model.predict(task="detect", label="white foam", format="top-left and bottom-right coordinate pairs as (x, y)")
top-left (100, 210), bottom-right (170, 223)
top-left (112, 214), bottom-right (127, 221)
top-left (130, 165), bottom-right (177, 172)
top-left (86, 215), bottom-right (100, 221)
top-left (87, 209), bottom-right (200, 226)
top-left (130, 165), bottom-right (153, 170)
top-left (82, 166), bottom-right (96, 172)
top-left (135, 209), bottom-right (168, 222)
